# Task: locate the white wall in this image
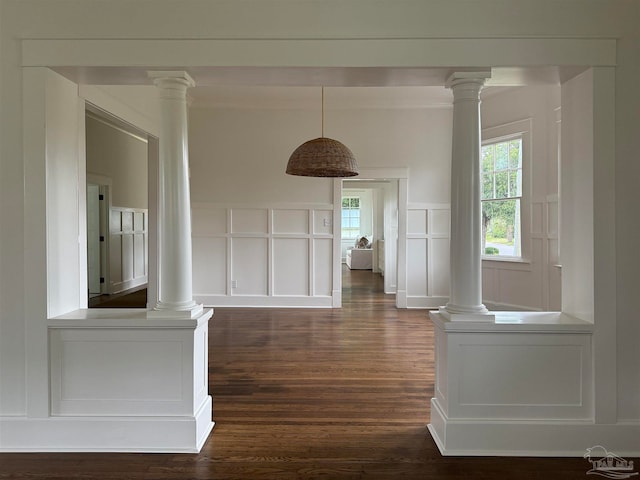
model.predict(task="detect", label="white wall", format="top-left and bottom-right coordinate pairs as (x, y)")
top-left (189, 107), bottom-right (333, 205)
top-left (560, 72), bottom-right (594, 321)
top-left (86, 115), bottom-right (148, 210)
top-left (188, 101), bottom-right (453, 307)
top-left (614, 12), bottom-right (640, 423)
top-left (45, 71), bottom-right (84, 317)
top-left (480, 86), bottom-right (561, 311)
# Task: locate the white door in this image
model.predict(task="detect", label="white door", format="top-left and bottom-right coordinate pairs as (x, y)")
top-left (87, 184), bottom-right (101, 296)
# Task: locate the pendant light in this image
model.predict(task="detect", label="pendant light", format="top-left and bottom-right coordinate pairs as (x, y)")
top-left (286, 87), bottom-right (359, 177)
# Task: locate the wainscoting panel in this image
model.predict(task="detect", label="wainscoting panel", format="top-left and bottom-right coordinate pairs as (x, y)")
top-left (109, 207), bottom-right (148, 294)
top-left (406, 204), bottom-right (450, 308)
top-left (192, 207), bottom-right (226, 236)
top-left (193, 204), bottom-right (334, 307)
top-left (50, 328), bottom-right (189, 416)
top-left (273, 209), bottom-right (308, 234)
top-left (459, 342), bottom-right (584, 410)
top-left (231, 237), bottom-right (268, 296)
top-left (314, 238), bottom-right (333, 296)
top-left (273, 238), bottom-right (309, 296)
top-left (192, 237), bottom-right (226, 296)
top-left (231, 208), bottom-right (268, 234)
top-left (430, 238), bottom-right (450, 297)
top-left (407, 238), bottom-right (428, 297)
top-left (313, 210), bottom-right (333, 235)
top-left (407, 209), bottom-right (427, 235)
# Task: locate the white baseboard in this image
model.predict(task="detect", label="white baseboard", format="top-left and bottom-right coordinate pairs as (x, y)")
top-left (484, 300), bottom-right (542, 312)
top-left (396, 290), bottom-right (407, 308)
top-left (111, 276), bottom-right (147, 295)
top-left (195, 294), bottom-right (333, 308)
top-left (406, 296), bottom-right (448, 309)
top-left (0, 396), bottom-right (214, 453)
top-left (429, 398), bottom-right (640, 457)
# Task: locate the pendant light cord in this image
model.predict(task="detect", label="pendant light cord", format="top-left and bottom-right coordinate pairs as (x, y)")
top-left (321, 86), bottom-right (324, 138)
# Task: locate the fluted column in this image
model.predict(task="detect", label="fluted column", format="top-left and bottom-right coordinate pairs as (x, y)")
top-left (441, 71), bottom-right (494, 322)
top-left (148, 71), bottom-right (202, 318)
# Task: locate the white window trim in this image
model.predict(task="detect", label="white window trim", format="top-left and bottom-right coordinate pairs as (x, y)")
top-left (481, 117), bottom-right (532, 262)
top-left (341, 195), bottom-right (361, 239)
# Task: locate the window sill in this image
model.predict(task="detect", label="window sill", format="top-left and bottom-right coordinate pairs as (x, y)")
top-left (482, 256), bottom-right (530, 264)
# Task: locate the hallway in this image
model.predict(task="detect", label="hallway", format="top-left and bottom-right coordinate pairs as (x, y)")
top-left (0, 268), bottom-right (605, 478)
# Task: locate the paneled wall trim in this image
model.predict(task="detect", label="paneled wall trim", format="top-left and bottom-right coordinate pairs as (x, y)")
top-left (109, 207), bottom-right (148, 294)
top-left (406, 203), bottom-right (451, 309)
top-left (192, 203), bottom-right (334, 307)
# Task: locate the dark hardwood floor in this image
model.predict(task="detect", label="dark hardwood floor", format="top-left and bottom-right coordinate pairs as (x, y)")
top-left (0, 267), bottom-right (619, 478)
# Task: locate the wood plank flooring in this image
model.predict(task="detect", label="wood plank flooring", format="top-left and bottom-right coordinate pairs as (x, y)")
top-left (0, 267), bottom-right (619, 478)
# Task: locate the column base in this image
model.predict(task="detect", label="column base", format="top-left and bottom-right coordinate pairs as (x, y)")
top-left (439, 305), bottom-right (495, 322)
top-left (149, 302), bottom-right (204, 319)
top-left (0, 401), bottom-right (214, 453)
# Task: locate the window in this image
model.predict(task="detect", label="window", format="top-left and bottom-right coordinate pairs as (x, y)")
top-left (481, 137), bottom-right (522, 257)
top-left (341, 196), bottom-right (360, 239)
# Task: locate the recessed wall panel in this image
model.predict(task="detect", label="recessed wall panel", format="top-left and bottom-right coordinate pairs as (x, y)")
top-left (192, 207), bottom-right (227, 235)
top-left (273, 209), bottom-right (308, 234)
top-left (231, 238), bottom-right (268, 295)
top-left (431, 238), bottom-right (450, 296)
top-left (231, 208), bottom-right (268, 234)
top-left (430, 210), bottom-right (450, 235)
top-left (313, 210), bottom-right (333, 235)
top-left (548, 201), bottom-right (559, 236)
top-left (532, 203), bottom-right (544, 235)
top-left (313, 238), bottom-right (332, 296)
top-left (133, 233), bottom-right (145, 278)
top-left (50, 329), bottom-right (191, 416)
top-left (110, 235), bottom-right (122, 284)
top-left (407, 238), bottom-right (427, 296)
top-left (122, 211), bottom-right (133, 233)
top-left (133, 211), bottom-right (144, 232)
top-left (459, 344), bottom-right (583, 406)
top-left (273, 238), bottom-right (308, 296)
top-left (59, 340), bottom-right (182, 400)
top-left (121, 234), bottom-right (134, 282)
top-left (408, 210), bottom-right (427, 234)
top-left (193, 237), bottom-right (226, 295)
top-left (110, 210), bottom-right (122, 233)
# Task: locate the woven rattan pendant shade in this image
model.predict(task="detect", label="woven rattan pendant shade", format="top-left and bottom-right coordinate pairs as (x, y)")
top-left (286, 88), bottom-right (359, 178)
top-left (286, 137), bottom-right (358, 177)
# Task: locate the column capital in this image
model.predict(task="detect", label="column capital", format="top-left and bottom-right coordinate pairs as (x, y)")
top-left (445, 70), bottom-right (491, 91)
top-left (148, 70), bottom-right (195, 89)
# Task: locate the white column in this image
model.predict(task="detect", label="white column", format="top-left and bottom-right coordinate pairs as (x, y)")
top-left (441, 71), bottom-right (494, 321)
top-left (148, 71), bottom-right (202, 318)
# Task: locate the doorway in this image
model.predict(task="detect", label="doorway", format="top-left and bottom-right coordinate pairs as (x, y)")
top-left (85, 105), bottom-right (151, 308)
top-left (334, 168), bottom-right (408, 308)
top-left (86, 181), bottom-right (109, 298)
